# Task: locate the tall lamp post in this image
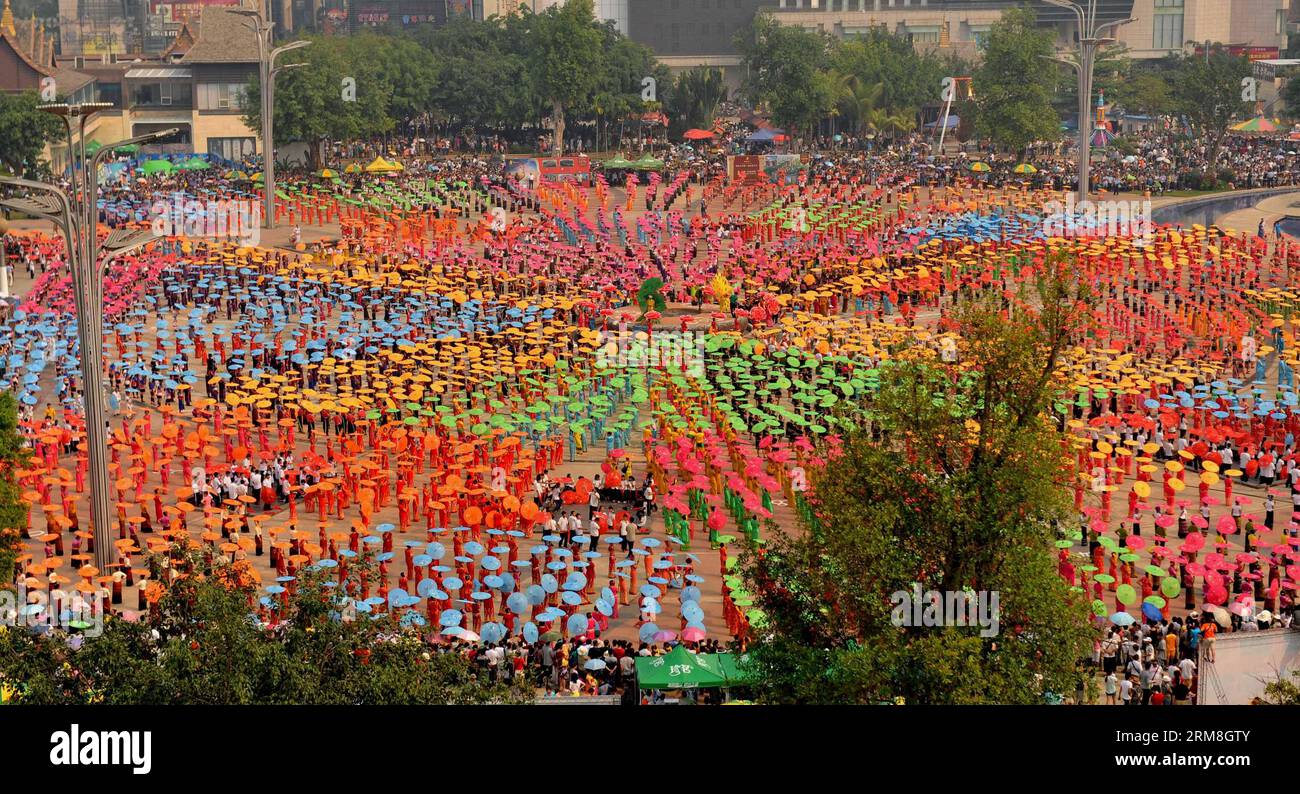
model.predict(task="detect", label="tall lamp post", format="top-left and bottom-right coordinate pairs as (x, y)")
top-left (233, 4), bottom-right (310, 230)
top-left (0, 103), bottom-right (176, 571)
top-left (1043, 0), bottom-right (1135, 205)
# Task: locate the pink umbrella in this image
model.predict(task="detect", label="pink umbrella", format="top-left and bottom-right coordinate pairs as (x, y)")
top-left (653, 630), bottom-right (678, 642)
top-left (681, 626), bottom-right (707, 642)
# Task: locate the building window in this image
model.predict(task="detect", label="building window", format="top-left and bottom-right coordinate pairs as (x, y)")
top-left (197, 82), bottom-right (246, 111)
top-left (906, 24), bottom-right (940, 44)
top-left (96, 82), bottom-right (122, 107)
top-left (1153, 0), bottom-right (1184, 51)
top-left (208, 136), bottom-right (257, 163)
top-left (133, 82), bottom-right (190, 107)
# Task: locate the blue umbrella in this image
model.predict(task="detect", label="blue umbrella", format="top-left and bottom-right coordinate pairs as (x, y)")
top-left (638, 622), bottom-right (660, 643)
top-left (566, 613), bottom-right (588, 636)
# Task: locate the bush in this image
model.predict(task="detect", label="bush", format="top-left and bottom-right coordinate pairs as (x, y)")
top-left (0, 549), bottom-right (532, 705)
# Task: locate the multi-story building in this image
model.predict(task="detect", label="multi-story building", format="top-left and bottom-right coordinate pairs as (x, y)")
top-left (1, 0), bottom-right (95, 101)
top-left (57, 0), bottom-right (129, 55)
top-left (761, 0), bottom-right (1289, 61)
top-left (627, 0), bottom-right (766, 89)
top-left (486, 0), bottom-right (628, 33)
top-left (1118, 0), bottom-right (1288, 60)
top-left (347, 0), bottom-right (451, 31)
top-left (1, 3), bottom-right (265, 168)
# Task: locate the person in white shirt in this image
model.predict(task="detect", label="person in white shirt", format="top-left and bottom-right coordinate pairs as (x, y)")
top-left (1178, 657), bottom-right (1196, 681)
top-left (618, 518), bottom-right (633, 552)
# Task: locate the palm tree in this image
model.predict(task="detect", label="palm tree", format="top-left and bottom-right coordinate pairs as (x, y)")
top-left (670, 67), bottom-right (729, 131)
top-left (831, 71), bottom-right (886, 137)
top-left (878, 112), bottom-right (916, 141)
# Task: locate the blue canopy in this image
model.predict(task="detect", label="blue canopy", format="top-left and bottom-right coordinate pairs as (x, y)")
top-left (746, 128), bottom-right (783, 143)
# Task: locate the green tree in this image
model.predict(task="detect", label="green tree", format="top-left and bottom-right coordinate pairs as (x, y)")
top-left (734, 12), bottom-right (835, 143)
top-left (420, 15), bottom-right (533, 130)
top-left (524, 0), bottom-right (606, 154)
top-left (0, 91), bottom-right (61, 177)
top-left (972, 6), bottom-right (1060, 155)
top-left (0, 392), bottom-right (29, 587)
top-left (1107, 68), bottom-right (1176, 118)
top-left (0, 552), bottom-right (530, 705)
top-left (829, 71), bottom-right (882, 137)
top-left (665, 67), bottom-right (729, 134)
top-left (1262, 669), bottom-right (1300, 704)
top-left (1170, 47), bottom-right (1253, 178)
top-left (353, 32), bottom-right (437, 125)
top-left (829, 28), bottom-right (950, 125)
top-left (242, 36), bottom-right (395, 169)
top-left (740, 260), bottom-right (1098, 704)
top-left (593, 27), bottom-right (668, 148)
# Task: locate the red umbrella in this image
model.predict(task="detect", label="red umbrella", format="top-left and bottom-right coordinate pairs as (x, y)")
top-left (683, 129), bottom-right (715, 140)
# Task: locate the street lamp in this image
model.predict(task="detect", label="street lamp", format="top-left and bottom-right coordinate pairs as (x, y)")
top-left (0, 103), bottom-right (176, 572)
top-left (1042, 0), bottom-right (1135, 204)
top-left (233, 5), bottom-right (311, 230)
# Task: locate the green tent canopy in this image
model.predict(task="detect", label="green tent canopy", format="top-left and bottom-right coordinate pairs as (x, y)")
top-left (715, 652), bottom-right (753, 684)
top-left (139, 159), bottom-right (174, 175)
top-left (631, 154), bottom-right (665, 171)
top-left (634, 645), bottom-right (728, 689)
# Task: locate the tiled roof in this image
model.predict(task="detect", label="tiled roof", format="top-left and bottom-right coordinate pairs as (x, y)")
top-left (181, 6), bottom-right (262, 64)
